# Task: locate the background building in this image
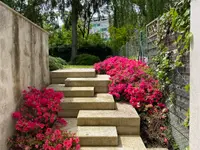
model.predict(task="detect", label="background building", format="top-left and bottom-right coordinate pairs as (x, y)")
top-left (90, 4), bottom-right (110, 40)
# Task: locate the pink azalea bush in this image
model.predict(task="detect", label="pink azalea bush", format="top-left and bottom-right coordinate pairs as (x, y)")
top-left (94, 56), bottom-right (163, 110)
top-left (8, 87), bottom-right (80, 150)
top-left (94, 56), bottom-right (169, 146)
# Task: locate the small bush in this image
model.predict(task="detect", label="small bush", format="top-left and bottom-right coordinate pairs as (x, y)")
top-left (49, 56), bottom-right (67, 71)
top-left (49, 44), bottom-right (113, 62)
top-left (73, 54), bottom-right (100, 65)
top-left (56, 57), bottom-right (68, 65)
top-left (49, 45), bottom-right (72, 62)
top-left (78, 45), bottom-right (113, 60)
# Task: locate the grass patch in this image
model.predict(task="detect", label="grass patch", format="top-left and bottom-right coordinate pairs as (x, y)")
top-left (64, 65), bottom-right (93, 69)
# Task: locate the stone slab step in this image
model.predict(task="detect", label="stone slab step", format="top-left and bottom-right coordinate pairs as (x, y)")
top-left (65, 75), bottom-right (110, 87)
top-left (77, 126), bottom-right (118, 146)
top-left (51, 68), bottom-right (96, 78)
top-left (95, 86), bottom-right (109, 93)
top-left (61, 93), bottom-right (115, 110)
top-left (117, 126), bottom-right (140, 135)
top-left (81, 136), bottom-right (147, 150)
top-left (77, 103), bottom-right (140, 127)
top-left (51, 68), bottom-right (96, 84)
top-left (58, 110), bottom-right (79, 118)
top-left (47, 84), bottom-right (94, 97)
top-left (59, 118), bottom-right (139, 135)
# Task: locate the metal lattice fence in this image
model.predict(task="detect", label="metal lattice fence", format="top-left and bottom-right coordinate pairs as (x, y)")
top-left (146, 18), bottom-right (190, 150)
top-left (118, 31), bottom-right (148, 63)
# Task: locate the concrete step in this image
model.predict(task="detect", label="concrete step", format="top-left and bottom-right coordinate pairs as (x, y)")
top-left (58, 110), bottom-right (79, 118)
top-left (47, 84), bottom-right (94, 97)
top-left (77, 126), bottom-right (118, 146)
top-left (77, 103), bottom-right (140, 134)
top-left (81, 136), bottom-right (147, 150)
top-left (65, 75), bottom-right (110, 87)
top-left (51, 68), bottom-right (96, 84)
top-left (95, 86), bottom-right (109, 93)
top-left (61, 93), bottom-right (115, 110)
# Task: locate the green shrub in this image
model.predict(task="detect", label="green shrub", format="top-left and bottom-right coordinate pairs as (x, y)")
top-left (49, 56), bottom-right (67, 71)
top-left (78, 45), bottom-right (113, 60)
top-left (50, 44), bottom-right (113, 62)
top-left (73, 54), bottom-right (100, 65)
top-left (56, 57), bottom-right (68, 65)
top-left (49, 45), bottom-right (72, 62)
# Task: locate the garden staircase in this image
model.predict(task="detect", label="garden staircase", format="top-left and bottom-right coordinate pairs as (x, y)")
top-left (48, 68), bottom-right (147, 150)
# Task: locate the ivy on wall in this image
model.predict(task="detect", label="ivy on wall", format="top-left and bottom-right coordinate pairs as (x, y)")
top-left (152, 1), bottom-right (191, 149)
top-left (153, 0), bottom-right (191, 97)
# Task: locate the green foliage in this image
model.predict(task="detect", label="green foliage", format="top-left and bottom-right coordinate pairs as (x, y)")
top-left (49, 56), bottom-right (67, 71)
top-left (45, 25), bottom-right (72, 48)
top-left (73, 54), bottom-right (100, 65)
top-left (108, 25), bottom-right (134, 51)
top-left (111, 0), bottom-right (138, 27)
top-left (185, 146), bottom-right (190, 150)
top-left (48, 28), bottom-right (112, 62)
top-left (153, 0), bottom-right (190, 93)
top-left (1, 0), bottom-right (57, 27)
top-left (64, 65), bottom-right (93, 69)
top-left (56, 57), bottom-right (68, 65)
top-left (78, 44), bottom-right (113, 61)
top-left (128, 56), bottom-right (137, 60)
top-left (79, 33), bottom-right (105, 47)
top-left (111, 0), bottom-right (175, 28)
top-left (49, 45), bottom-right (72, 62)
top-left (183, 109), bottom-right (190, 128)
top-left (184, 84), bottom-right (190, 93)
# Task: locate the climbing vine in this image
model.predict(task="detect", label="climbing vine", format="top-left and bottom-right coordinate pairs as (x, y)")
top-left (152, 1), bottom-right (191, 149)
top-left (153, 0), bottom-right (191, 96)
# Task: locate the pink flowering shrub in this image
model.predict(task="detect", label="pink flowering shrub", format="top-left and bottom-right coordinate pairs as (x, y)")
top-left (94, 56), bottom-right (169, 147)
top-left (94, 56), bottom-right (163, 110)
top-left (8, 87), bottom-right (80, 150)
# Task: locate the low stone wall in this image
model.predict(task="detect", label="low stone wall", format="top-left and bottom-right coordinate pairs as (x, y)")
top-left (0, 2), bottom-right (49, 149)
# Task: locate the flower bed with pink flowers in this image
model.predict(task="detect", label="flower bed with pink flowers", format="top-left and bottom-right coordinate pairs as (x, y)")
top-left (94, 56), bottom-right (169, 147)
top-left (8, 87), bottom-right (80, 150)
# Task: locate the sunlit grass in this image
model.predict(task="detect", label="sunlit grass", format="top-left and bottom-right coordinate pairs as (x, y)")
top-left (64, 65), bottom-right (93, 69)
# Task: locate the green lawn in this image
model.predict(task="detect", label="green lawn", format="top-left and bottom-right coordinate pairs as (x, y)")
top-left (64, 65), bottom-right (93, 69)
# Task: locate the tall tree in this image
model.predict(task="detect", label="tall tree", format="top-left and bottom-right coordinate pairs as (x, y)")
top-left (0, 0), bottom-right (57, 27)
top-left (60, 0), bottom-right (109, 61)
top-left (71, 0), bottom-right (79, 61)
top-left (134, 0), bottom-right (176, 23)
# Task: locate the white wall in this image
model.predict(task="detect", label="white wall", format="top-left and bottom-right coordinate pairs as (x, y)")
top-left (190, 0), bottom-right (200, 149)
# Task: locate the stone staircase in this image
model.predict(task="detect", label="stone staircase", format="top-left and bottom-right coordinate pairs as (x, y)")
top-left (48, 68), bottom-right (147, 150)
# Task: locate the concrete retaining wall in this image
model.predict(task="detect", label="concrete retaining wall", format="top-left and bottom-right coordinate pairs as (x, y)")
top-left (0, 2), bottom-right (49, 149)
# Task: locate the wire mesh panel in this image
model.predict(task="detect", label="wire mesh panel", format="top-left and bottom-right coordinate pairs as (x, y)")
top-left (146, 17), bottom-right (189, 149)
top-left (118, 31), bottom-right (147, 63)
top-left (146, 18), bottom-right (159, 65)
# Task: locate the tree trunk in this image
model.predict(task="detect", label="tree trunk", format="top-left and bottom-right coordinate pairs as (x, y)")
top-left (71, 0), bottom-right (78, 62)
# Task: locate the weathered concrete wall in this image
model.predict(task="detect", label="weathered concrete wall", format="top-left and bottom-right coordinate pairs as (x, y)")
top-left (0, 2), bottom-right (49, 149)
top-left (190, 0), bottom-right (200, 149)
